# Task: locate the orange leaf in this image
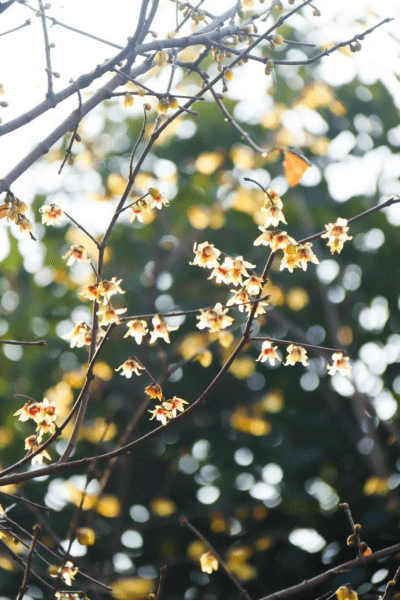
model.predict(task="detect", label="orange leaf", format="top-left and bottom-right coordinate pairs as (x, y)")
top-left (283, 150), bottom-right (310, 187)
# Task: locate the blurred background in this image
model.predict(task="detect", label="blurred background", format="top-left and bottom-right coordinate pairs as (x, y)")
top-left (0, 1), bottom-right (399, 599)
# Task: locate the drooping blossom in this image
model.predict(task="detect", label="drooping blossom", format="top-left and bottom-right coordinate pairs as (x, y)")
top-left (14, 401), bottom-right (42, 422)
top-left (279, 244), bottom-right (301, 273)
top-left (257, 341), bottom-right (281, 366)
top-left (253, 227), bottom-right (276, 247)
top-left (208, 262), bottom-right (230, 284)
top-left (148, 187), bottom-right (169, 210)
top-left (225, 256), bottom-right (256, 286)
top-left (226, 289), bottom-right (250, 312)
top-left (149, 404), bottom-right (173, 426)
top-left (261, 205), bottom-right (287, 228)
top-left (145, 383), bottom-right (163, 401)
top-left (96, 305), bottom-right (127, 326)
top-left (128, 199), bottom-right (154, 223)
top-left (271, 231), bottom-right (298, 252)
top-left (283, 344), bottom-right (309, 366)
top-left (124, 319), bottom-right (149, 344)
top-left (115, 357), bottom-right (145, 378)
top-left (79, 282), bottom-right (102, 302)
top-left (327, 352), bottom-right (352, 376)
top-left (243, 275), bottom-right (264, 295)
top-left (200, 552), bottom-right (219, 574)
top-left (62, 321), bottom-right (105, 348)
top-left (163, 396), bottom-right (188, 417)
top-left (24, 436), bottom-right (52, 464)
top-left (149, 314), bottom-right (178, 344)
top-left (62, 245), bottom-right (92, 267)
top-left (49, 561), bottom-right (79, 587)
top-left (296, 242), bottom-right (320, 271)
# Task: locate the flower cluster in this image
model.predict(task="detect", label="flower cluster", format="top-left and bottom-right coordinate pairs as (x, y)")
top-left (0, 192), bottom-right (32, 235)
top-left (190, 242), bottom-right (268, 326)
top-left (128, 188), bottom-right (169, 223)
top-left (149, 396), bottom-right (188, 426)
top-left (14, 398), bottom-right (57, 464)
top-left (321, 218), bottom-right (353, 254)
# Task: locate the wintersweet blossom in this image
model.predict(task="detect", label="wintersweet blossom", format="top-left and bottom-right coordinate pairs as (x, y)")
top-left (253, 227), bottom-right (276, 247)
top-left (321, 218), bottom-right (353, 254)
top-left (62, 321), bottom-right (105, 348)
top-left (327, 352), bottom-right (352, 376)
top-left (115, 357), bottom-right (145, 378)
top-left (271, 231), bottom-right (298, 252)
top-left (196, 303), bottom-right (234, 332)
top-left (164, 396), bottom-right (188, 417)
top-left (128, 199), bottom-right (154, 223)
top-left (14, 401), bottom-right (42, 422)
top-left (148, 187), bottom-right (169, 209)
top-left (200, 552), bottom-right (219, 574)
top-left (296, 242), bottom-right (320, 271)
top-left (17, 215), bottom-right (33, 235)
top-left (98, 277), bottom-right (125, 304)
top-left (279, 244), bottom-right (301, 273)
top-left (62, 245), bottom-right (92, 267)
top-left (243, 275), bottom-right (264, 295)
top-left (36, 420), bottom-right (57, 436)
top-left (226, 289), bottom-right (250, 312)
top-left (24, 436), bottom-right (52, 464)
top-left (190, 241), bottom-right (221, 269)
top-left (96, 305), bottom-right (127, 326)
top-left (262, 205), bottom-right (287, 228)
top-left (225, 256), bottom-right (256, 286)
top-left (124, 319), bottom-right (149, 344)
top-left (149, 404), bottom-right (173, 425)
top-left (149, 314), bottom-right (179, 344)
top-left (265, 188), bottom-right (283, 209)
top-left (208, 262), bottom-right (230, 284)
top-left (49, 561), bottom-right (79, 587)
top-left (39, 203), bottom-right (63, 225)
top-left (257, 341), bottom-right (281, 366)
top-left (246, 297), bottom-right (269, 317)
top-left (37, 398), bottom-right (57, 424)
top-left (79, 282), bottom-right (102, 302)
top-left (283, 344), bottom-right (309, 366)
top-left (145, 383), bottom-right (163, 400)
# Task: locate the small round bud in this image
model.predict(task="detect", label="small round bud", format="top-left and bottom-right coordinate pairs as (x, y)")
top-left (0, 101), bottom-right (8, 108)
top-left (74, 134), bottom-right (81, 142)
top-left (67, 157), bottom-right (74, 165)
top-left (339, 502), bottom-right (349, 510)
top-left (312, 7), bottom-right (321, 16)
top-left (354, 524), bottom-right (361, 532)
top-left (347, 534), bottom-right (356, 546)
top-left (52, 72), bottom-right (60, 78)
top-left (273, 33), bottom-right (284, 46)
top-left (354, 40), bottom-right (362, 51)
top-left (143, 103), bottom-right (151, 111)
top-left (225, 68), bottom-right (234, 81)
top-left (50, 42), bottom-right (56, 48)
top-left (138, 88), bottom-right (146, 97)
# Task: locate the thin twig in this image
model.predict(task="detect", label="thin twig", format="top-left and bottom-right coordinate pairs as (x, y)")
top-left (62, 210), bottom-right (99, 248)
top-left (340, 502), bottom-right (364, 558)
top-left (58, 80), bottom-right (83, 174)
top-left (181, 516), bottom-right (251, 599)
top-left (156, 565), bottom-right (168, 600)
top-left (260, 544), bottom-right (400, 599)
top-left (0, 338), bottom-right (45, 346)
top-left (37, 0), bottom-right (54, 100)
top-left (250, 337), bottom-right (345, 355)
top-left (0, 19), bottom-right (31, 37)
top-left (16, 524), bottom-right (40, 600)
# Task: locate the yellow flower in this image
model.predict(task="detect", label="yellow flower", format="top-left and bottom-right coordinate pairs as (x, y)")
top-left (279, 244), bottom-right (300, 273)
top-left (96, 305), bottom-right (127, 326)
top-left (97, 277), bottom-right (125, 305)
top-left (261, 205), bottom-right (287, 228)
top-left (296, 242), bottom-right (320, 271)
top-left (321, 218), bottom-right (352, 254)
top-left (128, 199), bottom-right (154, 223)
top-left (14, 401), bottom-right (42, 422)
top-left (148, 187), bottom-right (169, 210)
top-left (62, 244), bottom-right (92, 267)
top-left (145, 383), bottom-right (163, 400)
top-left (148, 404), bottom-right (172, 426)
top-left (243, 275), bottom-right (264, 295)
top-left (149, 314), bottom-right (179, 344)
top-left (208, 263), bottom-right (230, 284)
top-left (225, 256), bottom-right (256, 286)
top-left (79, 282), bottom-right (102, 302)
top-left (196, 303), bottom-right (234, 332)
top-left (271, 231), bottom-right (298, 252)
top-left (124, 319), bottom-right (149, 344)
top-left (62, 321), bottom-right (92, 348)
top-left (164, 396), bottom-right (188, 417)
top-left (190, 241), bottom-right (221, 269)
top-left (17, 215), bottom-right (33, 235)
top-left (257, 341), bottom-right (281, 366)
top-left (336, 585), bottom-right (358, 600)
top-left (154, 50), bottom-right (169, 66)
top-left (24, 436), bottom-right (52, 464)
top-left (327, 352), bottom-right (352, 376)
top-left (253, 227), bottom-right (276, 247)
top-left (39, 203), bottom-right (63, 225)
top-left (200, 551), bottom-right (218, 574)
top-left (76, 527), bottom-right (95, 546)
top-left (226, 289), bottom-right (250, 312)
top-left (116, 357), bottom-right (145, 378)
top-left (283, 344), bottom-right (309, 366)
top-left (49, 561), bottom-right (78, 587)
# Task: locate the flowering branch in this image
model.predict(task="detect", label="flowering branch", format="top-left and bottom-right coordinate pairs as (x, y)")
top-left (180, 516), bottom-right (251, 600)
top-left (251, 336), bottom-right (345, 355)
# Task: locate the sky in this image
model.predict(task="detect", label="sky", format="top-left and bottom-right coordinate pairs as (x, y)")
top-left (0, 0), bottom-right (399, 251)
